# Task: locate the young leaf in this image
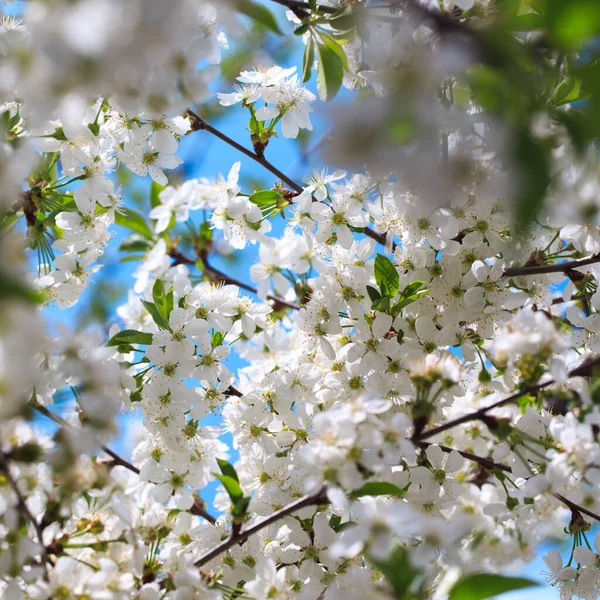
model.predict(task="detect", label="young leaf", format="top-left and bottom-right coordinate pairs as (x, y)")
top-left (316, 40), bottom-right (345, 102)
top-left (107, 330), bottom-right (153, 347)
top-left (235, 0), bottom-right (281, 35)
top-left (152, 279), bottom-right (167, 319)
top-left (249, 190), bottom-right (281, 208)
top-left (374, 254), bottom-right (400, 298)
top-left (319, 32), bottom-right (349, 71)
top-left (392, 289), bottom-right (428, 314)
top-left (401, 281), bottom-right (425, 299)
top-left (350, 482), bottom-right (406, 498)
top-left (302, 36), bottom-right (315, 83)
top-left (119, 234), bottom-right (153, 254)
top-left (150, 181), bottom-right (165, 209)
top-left (0, 272), bottom-right (43, 304)
top-left (114, 208), bottom-right (154, 240)
top-left (212, 330), bottom-right (224, 348)
top-left (366, 285), bottom-right (382, 302)
top-left (141, 300), bottom-right (171, 331)
top-left (232, 495), bottom-right (251, 518)
top-left (371, 297), bottom-right (390, 313)
top-left (369, 546), bottom-right (421, 600)
top-left (295, 23), bottom-right (310, 36)
top-left (217, 458), bottom-right (240, 482)
top-left (214, 474), bottom-right (244, 503)
top-left (165, 286), bottom-right (174, 319)
top-left (447, 574), bottom-right (538, 600)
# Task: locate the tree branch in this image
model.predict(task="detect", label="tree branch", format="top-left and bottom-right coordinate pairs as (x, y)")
top-left (504, 254), bottom-right (600, 278)
top-left (266, 0), bottom-right (336, 15)
top-left (0, 450), bottom-right (50, 578)
top-left (415, 355), bottom-right (600, 443)
top-left (33, 403), bottom-right (217, 524)
top-left (186, 110), bottom-right (391, 251)
top-left (193, 487), bottom-right (328, 568)
top-left (168, 247), bottom-right (300, 311)
top-left (424, 442), bottom-right (600, 522)
top-left (193, 440), bottom-right (600, 571)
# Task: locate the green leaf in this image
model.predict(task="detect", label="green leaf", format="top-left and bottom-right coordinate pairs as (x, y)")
top-left (107, 329), bottom-right (153, 347)
top-left (150, 181), bottom-right (165, 209)
top-left (249, 115), bottom-right (261, 136)
top-left (316, 40), bottom-right (345, 102)
top-left (512, 12), bottom-right (544, 31)
top-left (369, 546), bottom-right (421, 600)
top-left (114, 208), bottom-right (154, 240)
top-left (166, 286), bottom-right (174, 319)
top-left (200, 220), bottom-right (213, 242)
top-left (550, 75), bottom-right (586, 107)
top-left (235, 0), bottom-right (281, 35)
top-left (141, 300), bottom-right (171, 331)
top-left (249, 190), bottom-right (281, 208)
top-left (0, 272), bottom-right (43, 304)
top-left (512, 129), bottom-right (551, 234)
top-left (232, 495), bottom-right (251, 518)
top-left (447, 574), bottom-right (538, 600)
top-left (295, 23), bottom-right (310, 36)
top-left (374, 254), bottom-right (399, 298)
top-left (546, 0), bottom-right (600, 50)
top-left (328, 9), bottom-right (357, 32)
top-left (401, 281), bottom-right (425, 299)
top-left (217, 459), bottom-right (240, 482)
top-left (151, 280), bottom-right (173, 321)
top-left (119, 234), bottom-right (153, 253)
top-left (212, 330), bottom-right (224, 348)
top-left (320, 32), bottom-right (349, 71)
top-left (152, 279), bottom-right (167, 319)
top-left (366, 285), bottom-right (381, 302)
top-left (214, 474), bottom-right (244, 503)
top-left (371, 297), bottom-right (390, 313)
top-left (350, 482), bottom-right (406, 498)
top-left (119, 254), bottom-right (145, 263)
top-left (392, 289), bottom-right (428, 314)
top-left (302, 37), bottom-right (315, 83)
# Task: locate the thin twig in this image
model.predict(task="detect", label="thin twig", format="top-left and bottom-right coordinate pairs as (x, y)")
top-left (194, 487), bottom-right (328, 568)
top-left (504, 254), bottom-right (600, 278)
top-left (186, 110), bottom-right (391, 251)
top-left (0, 451), bottom-right (50, 578)
top-left (33, 403), bottom-right (217, 524)
top-left (424, 442), bottom-right (600, 522)
top-left (169, 247), bottom-right (300, 311)
top-left (267, 0), bottom-right (336, 15)
top-left (415, 355), bottom-right (600, 443)
top-left (193, 441), bottom-right (600, 570)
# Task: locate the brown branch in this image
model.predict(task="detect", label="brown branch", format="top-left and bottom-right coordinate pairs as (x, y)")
top-left (0, 450), bottom-right (50, 578)
top-left (267, 0), bottom-right (336, 15)
top-left (418, 441), bottom-right (511, 473)
top-left (194, 487), bottom-right (328, 568)
top-left (186, 110), bottom-right (391, 251)
top-left (552, 294), bottom-right (585, 306)
top-left (193, 440), bottom-right (600, 570)
top-left (504, 254), bottom-right (600, 278)
top-left (168, 247), bottom-right (300, 311)
top-left (33, 403), bottom-right (217, 524)
top-left (422, 442), bottom-right (600, 522)
top-left (415, 355), bottom-right (600, 443)
top-left (203, 258), bottom-right (301, 311)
